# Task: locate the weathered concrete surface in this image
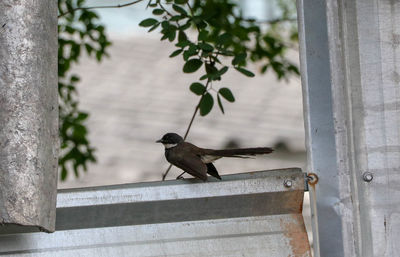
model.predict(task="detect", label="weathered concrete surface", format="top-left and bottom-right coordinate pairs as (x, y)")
top-left (0, 0), bottom-right (58, 232)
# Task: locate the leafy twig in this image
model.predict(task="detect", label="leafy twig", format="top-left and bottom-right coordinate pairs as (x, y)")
top-left (58, 0), bottom-right (144, 18)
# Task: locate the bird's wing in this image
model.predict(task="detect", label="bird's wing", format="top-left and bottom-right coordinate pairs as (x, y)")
top-left (167, 145), bottom-right (208, 181)
top-left (206, 163), bottom-right (221, 180)
top-left (172, 155), bottom-right (208, 181)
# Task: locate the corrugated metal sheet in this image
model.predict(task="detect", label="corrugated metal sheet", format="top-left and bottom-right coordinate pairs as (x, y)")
top-left (298, 0), bottom-right (400, 256)
top-left (0, 169), bottom-right (311, 256)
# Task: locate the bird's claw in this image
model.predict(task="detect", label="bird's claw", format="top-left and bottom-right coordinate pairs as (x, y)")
top-left (176, 175), bottom-right (184, 180)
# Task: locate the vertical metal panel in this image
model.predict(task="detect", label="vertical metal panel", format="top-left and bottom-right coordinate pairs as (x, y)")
top-left (346, 1), bottom-right (400, 256)
top-left (299, 0), bottom-right (400, 256)
top-left (0, 1), bottom-right (58, 232)
top-left (0, 169), bottom-right (311, 256)
top-left (297, 0), bottom-right (344, 256)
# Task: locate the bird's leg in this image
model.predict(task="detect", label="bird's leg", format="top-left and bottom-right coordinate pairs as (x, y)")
top-left (176, 171), bottom-right (186, 180)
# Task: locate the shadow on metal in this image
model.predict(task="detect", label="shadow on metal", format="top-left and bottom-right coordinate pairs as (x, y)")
top-left (0, 168), bottom-right (311, 257)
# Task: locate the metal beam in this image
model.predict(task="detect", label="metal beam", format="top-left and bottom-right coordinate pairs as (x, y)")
top-left (0, 169), bottom-right (311, 256)
top-left (0, 0), bottom-right (58, 232)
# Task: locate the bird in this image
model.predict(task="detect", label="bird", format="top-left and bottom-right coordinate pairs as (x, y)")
top-left (156, 133), bottom-right (274, 181)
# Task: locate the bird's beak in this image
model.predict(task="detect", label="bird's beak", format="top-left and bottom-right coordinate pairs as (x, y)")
top-left (156, 139), bottom-right (163, 143)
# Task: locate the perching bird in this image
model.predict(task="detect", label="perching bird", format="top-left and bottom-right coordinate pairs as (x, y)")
top-left (156, 133), bottom-right (274, 181)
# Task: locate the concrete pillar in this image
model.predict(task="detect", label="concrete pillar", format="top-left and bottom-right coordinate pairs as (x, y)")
top-left (0, 0), bottom-right (58, 232)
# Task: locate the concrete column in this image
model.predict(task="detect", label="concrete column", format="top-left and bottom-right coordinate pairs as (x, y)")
top-left (0, 0), bottom-right (58, 232)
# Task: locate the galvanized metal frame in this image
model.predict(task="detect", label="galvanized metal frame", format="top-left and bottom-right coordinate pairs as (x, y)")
top-left (298, 0), bottom-right (400, 256)
top-left (297, 1), bottom-right (341, 255)
top-left (0, 169), bottom-right (311, 256)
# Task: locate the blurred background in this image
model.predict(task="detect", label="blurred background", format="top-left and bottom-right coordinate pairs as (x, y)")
top-left (58, 0), bottom-right (305, 189)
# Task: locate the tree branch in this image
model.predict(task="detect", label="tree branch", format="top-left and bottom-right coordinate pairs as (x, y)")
top-left (161, 79), bottom-right (211, 181)
top-left (58, 0), bottom-right (144, 18)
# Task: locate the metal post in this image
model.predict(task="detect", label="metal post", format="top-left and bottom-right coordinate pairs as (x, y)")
top-left (0, 1), bottom-right (58, 232)
top-left (298, 0), bottom-right (400, 256)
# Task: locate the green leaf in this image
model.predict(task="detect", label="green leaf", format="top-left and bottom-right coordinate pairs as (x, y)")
top-left (169, 24), bottom-right (178, 31)
top-left (199, 93), bottom-right (214, 116)
top-left (234, 67), bottom-right (255, 77)
top-left (197, 21), bottom-right (207, 29)
top-left (161, 21), bottom-right (170, 29)
top-left (198, 30), bottom-right (209, 41)
top-left (174, 0), bottom-right (188, 4)
top-left (183, 44), bottom-right (198, 60)
top-left (139, 18), bottom-right (158, 27)
top-left (61, 167), bottom-right (67, 180)
top-left (183, 59), bottom-right (203, 73)
top-left (232, 53), bottom-right (247, 66)
top-left (76, 112), bottom-right (89, 121)
top-left (65, 25), bottom-right (75, 34)
top-left (199, 74), bottom-right (208, 80)
top-left (152, 9), bottom-right (164, 15)
top-left (217, 32), bottom-right (232, 45)
top-left (261, 64), bottom-right (268, 73)
top-left (219, 87), bottom-right (235, 102)
top-left (70, 75), bottom-right (80, 82)
top-left (190, 82), bottom-right (206, 95)
top-left (288, 64), bottom-right (300, 75)
top-left (217, 66), bottom-right (229, 77)
top-left (205, 63), bottom-right (221, 81)
top-left (168, 30), bottom-right (177, 41)
top-left (172, 4), bottom-right (187, 16)
top-left (183, 50), bottom-right (191, 60)
top-left (85, 43), bottom-right (93, 55)
top-left (148, 22), bottom-right (160, 32)
top-left (161, 33), bottom-right (169, 41)
top-left (217, 49), bottom-right (235, 56)
top-left (176, 40), bottom-right (190, 48)
top-left (178, 31), bottom-right (188, 42)
top-left (96, 51), bottom-right (102, 61)
top-left (73, 165), bottom-right (79, 177)
top-left (198, 42), bottom-right (213, 52)
top-left (169, 49), bottom-right (183, 58)
top-left (170, 15), bottom-right (184, 22)
top-left (217, 94), bottom-right (225, 114)
top-left (180, 20), bottom-right (191, 30)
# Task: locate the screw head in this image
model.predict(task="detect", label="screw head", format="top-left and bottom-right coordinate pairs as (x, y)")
top-left (363, 172), bottom-right (373, 182)
top-left (284, 179), bottom-right (293, 188)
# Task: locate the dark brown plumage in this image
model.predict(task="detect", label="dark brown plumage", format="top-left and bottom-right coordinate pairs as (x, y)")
top-left (157, 133), bottom-right (273, 181)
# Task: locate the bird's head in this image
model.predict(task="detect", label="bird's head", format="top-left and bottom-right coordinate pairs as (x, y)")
top-left (156, 133), bottom-right (184, 148)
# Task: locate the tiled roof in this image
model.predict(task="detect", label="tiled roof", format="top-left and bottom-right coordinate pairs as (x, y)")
top-left (59, 35), bottom-right (306, 188)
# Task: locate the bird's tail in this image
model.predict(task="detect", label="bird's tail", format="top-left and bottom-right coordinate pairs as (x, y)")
top-left (203, 147), bottom-right (273, 158)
